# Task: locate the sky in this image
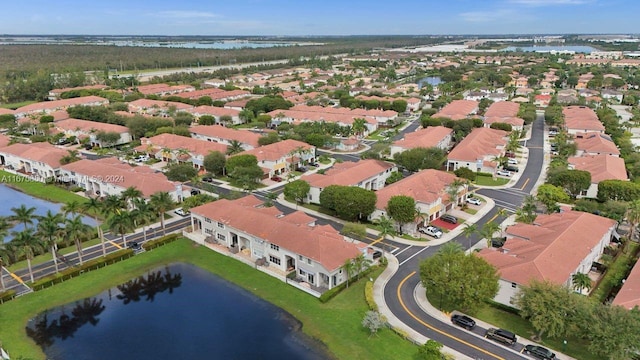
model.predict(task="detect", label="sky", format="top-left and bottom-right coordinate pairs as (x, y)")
top-left (0, 0), bottom-right (638, 36)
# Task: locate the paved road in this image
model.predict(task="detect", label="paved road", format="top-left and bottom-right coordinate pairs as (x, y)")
top-left (382, 113), bottom-right (546, 360)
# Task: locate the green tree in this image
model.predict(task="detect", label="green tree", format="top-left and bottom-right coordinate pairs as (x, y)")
top-left (393, 147), bottom-right (446, 172)
top-left (461, 223), bottom-right (477, 250)
top-left (198, 115), bottom-right (216, 125)
top-left (149, 191), bottom-right (175, 236)
top-left (586, 304), bottom-right (640, 360)
top-left (513, 280), bottom-right (579, 340)
top-left (11, 229), bottom-right (43, 283)
top-left (226, 140), bottom-right (245, 155)
top-left (203, 151), bottom-right (226, 176)
top-left (376, 215), bottom-right (396, 255)
top-left (65, 215), bottom-right (92, 266)
top-left (120, 186), bottom-right (143, 209)
top-left (61, 200), bottom-right (82, 217)
top-left (548, 169), bottom-right (591, 198)
top-left (333, 187), bottom-right (377, 221)
top-left (82, 197), bottom-right (107, 257)
top-left (626, 199), bottom-right (640, 240)
top-left (572, 272), bottom-right (592, 294)
top-left (536, 184), bottom-right (569, 214)
top-left (597, 180), bottom-right (640, 202)
top-left (230, 166), bottom-right (263, 192)
top-left (283, 180), bottom-right (310, 205)
top-left (106, 211), bottom-right (135, 249)
top-left (95, 131), bottom-right (121, 147)
top-left (362, 311), bottom-right (386, 337)
top-left (353, 253), bottom-right (372, 280)
top-left (342, 258), bottom-right (356, 288)
top-left (416, 340), bottom-right (446, 360)
top-left (480, 222), bottom-right (501, 248)
top-left (132, 198), bottom-right (156, 243)
top-left (226, 154), bottom-right (258, 174)
top-left (165, 163), bottom-right (198, 182)
top-left (340, 222), bottom-right (367, 240)
top-left (516, 195), bottom-right (538, 224)
top-left (10, 205), bottom-right (36, 230)
top-left (419, 243), bottom-right (499, 312)
top-left (258, 132), bottom-right (280, 146)
top-left (446, 179), bottom-right (466, 207)
top-left (386, 195), bottom-right (416, 235)
top-left (352, 117), bottom-right (367, 138)
top-left (37, 210), bottom-right (64, 274)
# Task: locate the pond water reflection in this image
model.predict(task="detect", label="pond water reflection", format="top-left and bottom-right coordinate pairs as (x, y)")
top-left (26, 263), bottom-right (329, 360)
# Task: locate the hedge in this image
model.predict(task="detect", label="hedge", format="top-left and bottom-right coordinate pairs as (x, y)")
top-left (142, 233), bottom-right (180, 250)
top-left (0, 289), bottom-right (16, 303)
top-left (32, 249), bottom-right (134, 291)
top-left (365, 281), bottom-right (377, 311)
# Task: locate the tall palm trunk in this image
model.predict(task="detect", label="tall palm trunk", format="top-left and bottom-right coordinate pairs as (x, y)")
top-left (51, 245), bottom-right (59, 273)
top-left (75, 239), bottom-right (84, 265)
top-left (97, 217), bottom-right (106, 257)
top-left (121, 233), bottom-right (127, 249)
top-left (160, 212), bottom-right (166, 236)
top-left (142, 225), bottom-right (147, 243)
top-left (27, 258), bottom-right (34, 283)
top-left (0, 261), bottom-right (5, 291)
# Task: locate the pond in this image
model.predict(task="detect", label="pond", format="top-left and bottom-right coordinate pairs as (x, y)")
top-left (417, 76), bottom-right (442, 89)
top-left (0, 184), bottom-right (96, 242)
top-left (26, 263), bottom-right (330, 360)
top-left (501, 45), bottom-right (598, 54)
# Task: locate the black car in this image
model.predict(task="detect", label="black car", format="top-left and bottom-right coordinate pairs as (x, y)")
top-left (485, 328), bottom-right (517, 346)
top-left (440, 214), bottom-right (457, 224)
top-left (504, 165), bottom-right (519, 172)
top-left (523, 345), bottom-right (556, 359)
top-left (451, 314), bottom-right (476, 330)
top-left (128, 242), bottom-right (141, 251)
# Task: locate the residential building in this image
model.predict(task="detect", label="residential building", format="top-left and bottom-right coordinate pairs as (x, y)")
top-left (187, 106), bottom-right (242, 125)
top-left (235, 139), bottom-right (316, 179)
top-left (0, 142), bottom-right (68, 181)
top-left (127, 99), bottom-right (193, 117)
top-left (186, 196), bottom-right (365, 295)
top-left (60, 158), bottom-right (189, 201)
top-left (136, 83), bottom-right (195, 97)
top-left (53, 118), bottom-right (132, 147)
top-left (47, 85), bottom-right (108, 100)
top-left (478, 210), bottom-right (618, 306)
top-left (568, 155), bottom-right (628, 198)
top-left (432, 100), bottom-right (479, 120)
top-left (612, 260), bottom-right (640, 310)
top-left (446, 127), bottom-right (508, 172)
top-left (303, 160), bottom-right (397, 204)
top-left (14, 96), bottom-right (109, 118)
top-left (370, 169), bottom-right (467, 234)
top-left (563, 106), bottom-right (605, 134)
top-left (137, 133), bottom-right (228, 169)
top-left (534, 95), bottom-right (551, 108)
top-left (573, 132), bottom-right (620, 157)
top-left (390, 126), bottom-right (453, 157)
top-left (483, 101), bottom-right (525, 131)
top-left (190, 125), bottom-right (262, 150)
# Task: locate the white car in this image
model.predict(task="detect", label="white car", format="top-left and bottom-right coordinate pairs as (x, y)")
top-left (496, 170), bottom-right (512, 177)
top-left (419, 225), bottom-right (443, 239)
top-left (466, 197), bottom-right (482, 206)
top-left (175, 208), bottom-right (190, 217)
top-left (507, 158), bottom-right (518, 165)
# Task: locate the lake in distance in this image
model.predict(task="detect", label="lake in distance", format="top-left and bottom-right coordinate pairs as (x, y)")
top-left (26, 263), bottom-right (330, 360)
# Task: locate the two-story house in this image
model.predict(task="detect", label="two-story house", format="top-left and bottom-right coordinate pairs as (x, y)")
top-left (234, 139), bottom-right (316, 179)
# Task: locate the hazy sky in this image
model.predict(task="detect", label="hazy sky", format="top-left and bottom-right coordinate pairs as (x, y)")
top-left (0, 0), bottom-right (637, 36)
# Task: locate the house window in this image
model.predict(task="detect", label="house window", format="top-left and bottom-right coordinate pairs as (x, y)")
top-left (511, 283), bottom-right (517, 288)
top-left (205, 218), bottom-right (212, 223)
top-left (307, 258), bottom-right (312, 265)
top-left (217, 222), bottom-right (224, 229)
top-left (298, 255), bottom-right (303, 261)
top-left (205, 229), bottom-right (213, 235)
top-left (217, 233), bottom-right (226, 241)
top-left (270, 244), bottom-right (280, 251)
top-left (269, 256), bottom-right (281, 265)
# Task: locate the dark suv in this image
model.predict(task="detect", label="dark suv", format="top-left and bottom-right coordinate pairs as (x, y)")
top-left (440, 214), bottom-right (457, 224)
top-left (451, 314), bottom-right (476, 330)
top-left (485, 328), bottom-right (517, 346)
top-left (523, 345), bottom-right (556, 359)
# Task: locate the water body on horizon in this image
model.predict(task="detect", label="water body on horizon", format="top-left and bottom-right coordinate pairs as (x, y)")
top-left (26, 263), bottom-right (331, 360)
top-left (0, 184), bottom-right (96, 242)
top-left (501, 45), bottom-right (598, 53)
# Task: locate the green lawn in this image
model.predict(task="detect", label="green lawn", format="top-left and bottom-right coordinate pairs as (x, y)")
top-left (464, 208), bottom-right (478, 215)
top-left (474, 175), bottom-right (510, 186)
top-left (0, 239), bottom-right (419, 360)
top-left (0, 170), bottom-right (88, 204)
top-left (0, 101), bottom-right (36, 109)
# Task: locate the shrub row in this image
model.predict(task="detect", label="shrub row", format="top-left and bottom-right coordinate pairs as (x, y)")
top-left (32, 249), bottom-right (134, 291)
top-left (365, 281), bottom-right (377, 311)
top-left (142, 233), bottom-right (180, 250)
top-left (0, 289), bottom-right (16, 303)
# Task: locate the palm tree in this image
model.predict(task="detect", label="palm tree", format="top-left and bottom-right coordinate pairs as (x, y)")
top-left (572, 272), bottom-right (592, 294)
top-left (480, 222), bottom-right (501, 248)
top-left (341, 258), bottom-right (356, 288)
top-left (353, 254), bottom-right (372, 280)
top-left (82, 197), bottom-right (107, 257)
top-left (66, 215), bottom-right (92, 265)
top-left (10, 204), bottom-right (36, 230)
top-left (12, 229), bottom-right (43, 283)
top-left (37, 210), bottom-right (64, 274)
top-left (106, 211), bottom-right (135, 249)
top-left (120, 186), bottom-right (143, 210)
top-left (446, 179), bottom-right (466, 207)
top-left (61, 200), bottom-right (82, 217)
top-left (496, 207), bottom-right (509, 237)
top-left (352, 117), bottom-right (367, 138)
top-left (626, 199), bottom-right (640, 241)
top-left (161, 147), bottom-right (173, 163)
top-left (132, 198), bottom-right (156, 243)
top-left (149, 191), bottom-right (175, 236)
top-left (226, 140), bottom-right (244, 156)
top-left (461, 223), bottom-right (478, 250)
top-left (0, 243), bottom-right (12, 291)
top-left (263, 192), bottom-right (278, 207)
top-left (376, 216), bottom-right (396, 255)
top-left (102, 194), bottom-right (125, 216)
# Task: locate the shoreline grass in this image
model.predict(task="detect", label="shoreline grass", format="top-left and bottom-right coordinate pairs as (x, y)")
top-left (0, 238), bottom-right (418, 360)
top-left (0, 170), bottom-right (88, 204)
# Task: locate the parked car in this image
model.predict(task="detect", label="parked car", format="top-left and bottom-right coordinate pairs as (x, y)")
top-left (485, 328), bottom-right (518, 346)
top-left (419, 225), bottom-right (443, 239)
top-left (175, 208), bottom-right (190, 217)
top-left (523, 345), bottom-right (556, 359)
top-left (440, 214), bottom-right (457, 224)
top-left (309, 162), bottom-right (319, 167)
top-left (504, 165), bottom-right (519, 173)
top-left (190, 189), bottom-right (201, 196)
top-left (202, 176), bottom-right (214, 183)
top-left (135, 155), bottom-right (149, 162)
top-left (548, 130), bottom-right (558, 137)
top-left (296, 166), bottom-right (308, 172)
top-left (451, 314), bottom-right (476, 330)
top-left (372, 250), bottom-right (382, 260)
top-left (128, 242), bottom-right (141, 251)
top-left (466, 197), bottom-right (481, 206)
top-left (505, 151), bottom-right (516, 158)
top-left (271, 175), bottom-right (283, 182)
top-left (496, 170), bottom-right (512, 177)
top-left (507, 158), bottom-right (518, 165)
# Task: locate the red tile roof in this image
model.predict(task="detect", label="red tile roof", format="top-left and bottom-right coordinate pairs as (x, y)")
top-left (189, 125), bottom-right (262, 149)
top-left (187, 106), bottom-right (240, 118)
top-left (392, 126), bottom-right (453, 150)
top-left (191, 196), bottom-right (362, 271)
top-left (478, 210), bottom-right (617, 286)
top-left (568, 154), bottom-right (628, 183)
top-left (138, 133), bottom-right (228, 157)
top-left (484, 101), bottom-right (520, 118)
top-left (613, 260), bottom-right (640, 310)
top-left (15, 96), bottom-right (108, 115)
top-left (303, 159), bottom-right (395, 188)
top-left (375, 169), bottom-right (458, 209)
top-left (433, 100), bottom-right (479, 120)
top-left (563, 106), bottom-right (605, 132)
top-left (54, 118), bottom-right (129, 134)
top-left (236, 139), bottom-right (312, 162)
top-left (0, 142), bottom-right (68, 168)
top-left (447, 127), bottom-right (507, 162)
top-left (574, 132), bottom-right (620, 155)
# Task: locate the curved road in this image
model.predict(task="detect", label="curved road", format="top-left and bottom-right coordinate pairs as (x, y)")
top-left (382, 114), bottom-right (545, 360)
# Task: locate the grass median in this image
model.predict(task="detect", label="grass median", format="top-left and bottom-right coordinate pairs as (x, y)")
top-left (0, 238), bottom-right (418, 360)
top-left (0, 170), bottom-right (87, 204)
